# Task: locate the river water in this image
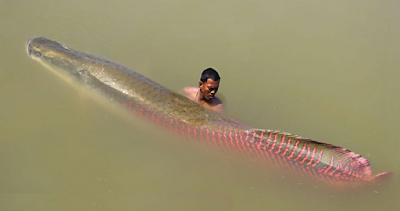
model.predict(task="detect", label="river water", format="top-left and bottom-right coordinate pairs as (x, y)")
top-left (1, 0), bottom-right (399, 210)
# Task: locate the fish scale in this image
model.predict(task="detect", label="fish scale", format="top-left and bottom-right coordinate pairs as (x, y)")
top-left (26, 37), bottom-right (391, 189)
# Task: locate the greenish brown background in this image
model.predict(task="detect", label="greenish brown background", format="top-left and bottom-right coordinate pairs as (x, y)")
top-left (1, 0), bottom-right (399, 210)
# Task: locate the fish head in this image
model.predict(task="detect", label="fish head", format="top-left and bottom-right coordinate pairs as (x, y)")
top-left (26, 37), bottom-right (89, 83)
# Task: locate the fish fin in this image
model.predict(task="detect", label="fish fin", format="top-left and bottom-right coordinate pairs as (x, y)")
top-left (370, 171), bottom-right (392, 182)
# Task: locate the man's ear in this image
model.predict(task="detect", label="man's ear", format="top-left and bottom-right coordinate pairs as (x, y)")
top-left (198, 81), bottom-right (203, 88)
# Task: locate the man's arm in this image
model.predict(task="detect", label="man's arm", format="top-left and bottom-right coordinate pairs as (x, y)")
top-left (211, 97), bottom-right (225, 115)
top-left (213, 103), bottom-right (224, 115)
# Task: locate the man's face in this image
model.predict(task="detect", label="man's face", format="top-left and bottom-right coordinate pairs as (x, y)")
top-left (199, 79), bottom-right (220, 101)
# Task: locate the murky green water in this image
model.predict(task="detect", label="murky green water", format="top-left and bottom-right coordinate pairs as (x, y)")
top-left (1, 0), bottom-right (399, 210)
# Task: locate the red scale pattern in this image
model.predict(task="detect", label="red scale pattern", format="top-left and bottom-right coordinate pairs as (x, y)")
top-left (116, 93), bottom-right (390, 189)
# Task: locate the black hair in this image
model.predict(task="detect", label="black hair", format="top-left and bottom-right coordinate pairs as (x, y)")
top-left (200, 68), bottom-right (220, 82)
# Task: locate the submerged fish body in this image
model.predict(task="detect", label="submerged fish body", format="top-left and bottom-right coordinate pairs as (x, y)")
top-left (26, 37), bottom-right (391, 188)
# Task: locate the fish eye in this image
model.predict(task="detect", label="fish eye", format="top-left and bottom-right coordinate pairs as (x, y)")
top-left (34, 52), bottom-right (42, 58)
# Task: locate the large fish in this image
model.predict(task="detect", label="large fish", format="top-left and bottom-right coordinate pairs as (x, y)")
top-left (25, 37), bottom-right (391, 188)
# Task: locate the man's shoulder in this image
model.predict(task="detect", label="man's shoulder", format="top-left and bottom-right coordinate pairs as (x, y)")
top-left (182, 87), bottom-right (198, 95)
top-left (181, 86), bottom-right (198, 100)
top-left (182, 86), bottom-right (198, 93)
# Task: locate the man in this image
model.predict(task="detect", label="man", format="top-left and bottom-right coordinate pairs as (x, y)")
top-left (182, 68), bottom-right (224, 115)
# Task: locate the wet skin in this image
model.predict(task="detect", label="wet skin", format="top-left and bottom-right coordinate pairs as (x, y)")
top-left (193, 78), bottom-right (224, 114)
top-left (198, 79), bottom-right (219, 101)
top-left (181, 78), bottom-right (224, 115)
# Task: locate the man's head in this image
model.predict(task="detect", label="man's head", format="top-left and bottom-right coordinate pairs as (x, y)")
top-left (199, 68), bottom-right (220, 101)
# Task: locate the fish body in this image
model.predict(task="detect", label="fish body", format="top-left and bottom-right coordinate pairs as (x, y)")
top-left (26, 37), bottom-right (391, 188)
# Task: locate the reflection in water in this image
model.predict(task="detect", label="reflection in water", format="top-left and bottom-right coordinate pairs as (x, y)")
top-left (1, 0), bottom-right (399, 210)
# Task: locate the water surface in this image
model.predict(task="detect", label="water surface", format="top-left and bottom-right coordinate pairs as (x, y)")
top-left (1, 0), bottom-right (399, 210)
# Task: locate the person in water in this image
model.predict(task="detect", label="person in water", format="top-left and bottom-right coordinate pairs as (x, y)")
top-left (182, 68), bottom-right (224, 115)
